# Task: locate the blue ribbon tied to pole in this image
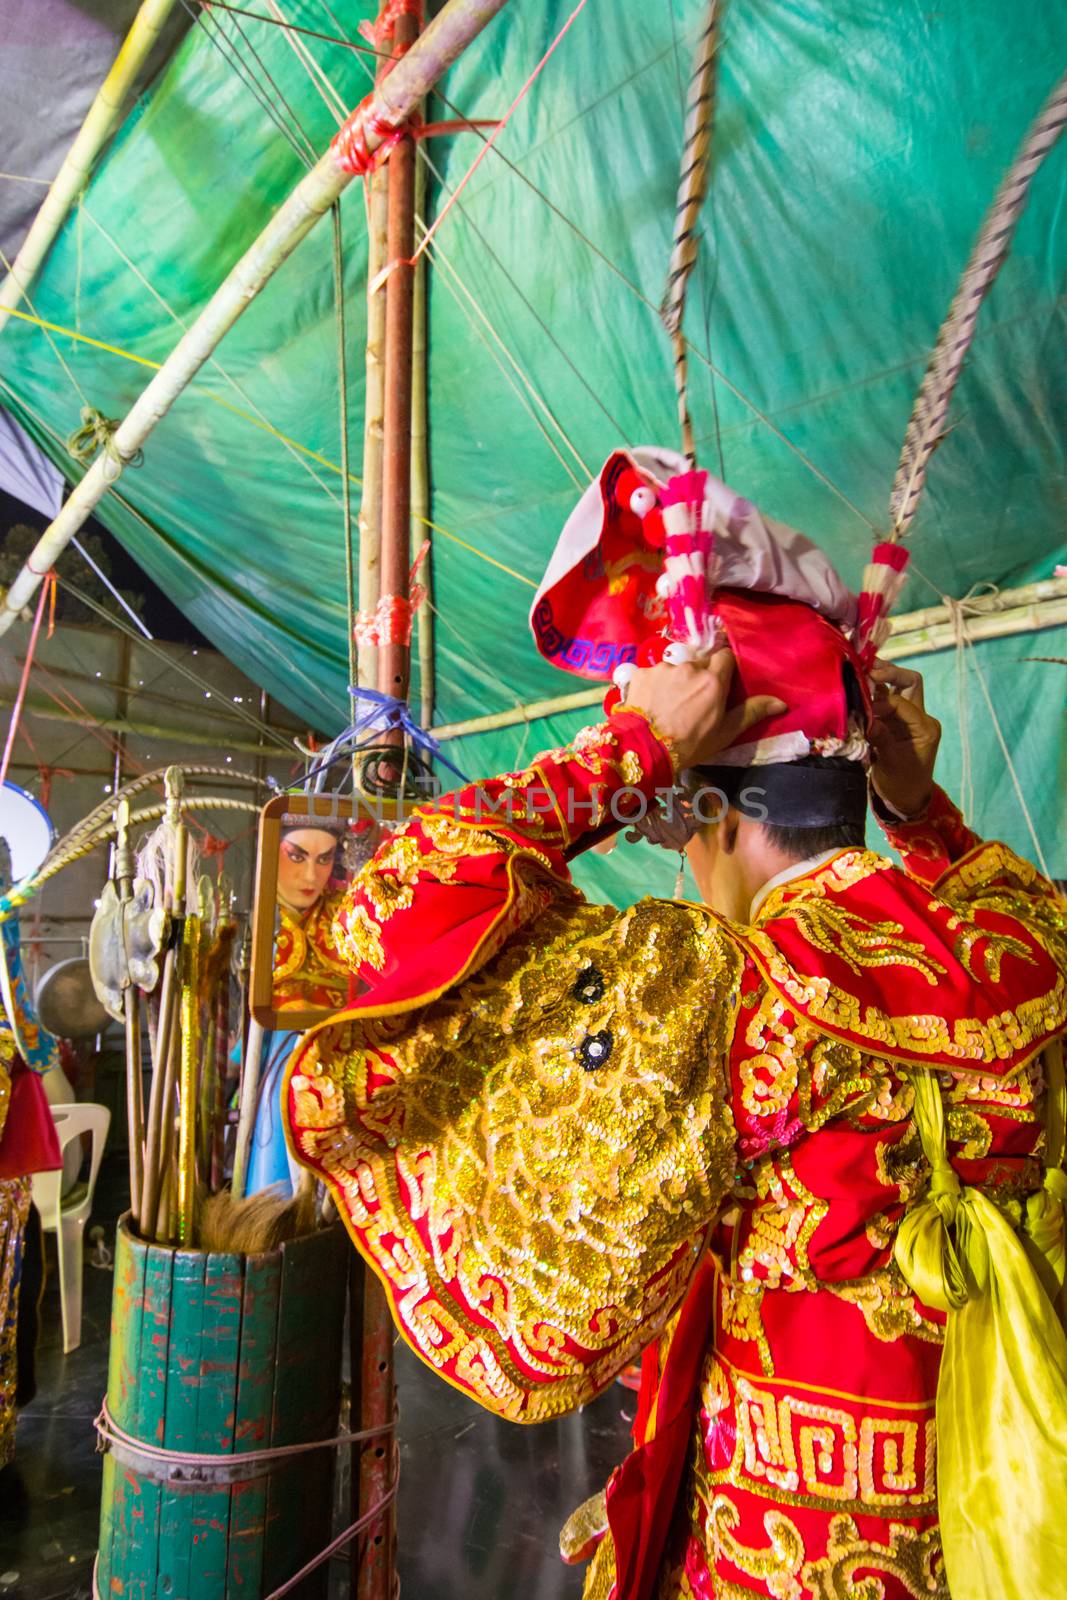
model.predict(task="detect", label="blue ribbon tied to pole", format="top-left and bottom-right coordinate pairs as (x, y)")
top-left (303, 689), bottom-right (470, 792)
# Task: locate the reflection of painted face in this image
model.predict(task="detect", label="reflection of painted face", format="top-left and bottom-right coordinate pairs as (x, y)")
top-left (277, 829), bottom-right (339, 914)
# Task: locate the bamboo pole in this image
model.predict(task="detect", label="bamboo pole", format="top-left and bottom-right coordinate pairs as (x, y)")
top-left (412, 143), bottom-right (435, 730)
top-left (0, 0), bottom-right (513, 638)
top-left (139, 770), bottom-right (186, 1240)
top-left (881, 593), bottom-right (1067, 661)
top-left (427, 579), bottom-right (1067, 744)
top-left (114, 798), bottom-right (145, 1227)
top-left (377, 11), bottom-right (421, 716)
top-left (357, 172), bottom-right (389, 691)
top-left (0, 695), bottom-right (301, 757)
top-left (176, 910), bottom-right (201, 1246)
top-left (359, 11), bottom-right (422, 1595)
top-left (0, 0), bottom-right (179, 339)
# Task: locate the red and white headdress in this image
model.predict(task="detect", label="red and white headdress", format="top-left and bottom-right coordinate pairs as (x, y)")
top-left (531, 447), bottom-right (901, 769)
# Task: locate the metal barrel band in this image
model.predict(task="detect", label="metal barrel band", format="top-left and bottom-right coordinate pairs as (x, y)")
top-left (93, 1395), bottom-right (396, 1487)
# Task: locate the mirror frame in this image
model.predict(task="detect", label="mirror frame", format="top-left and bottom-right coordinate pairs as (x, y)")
top-left (249, 790), bottom-right (412, 1030)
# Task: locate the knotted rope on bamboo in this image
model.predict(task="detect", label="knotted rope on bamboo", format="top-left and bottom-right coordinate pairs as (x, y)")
top-left (66, 406), bottom-right (144, 469)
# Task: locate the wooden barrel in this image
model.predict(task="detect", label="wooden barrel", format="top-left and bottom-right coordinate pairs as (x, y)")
top-left (96, 1217), bottom-right (348, 1599)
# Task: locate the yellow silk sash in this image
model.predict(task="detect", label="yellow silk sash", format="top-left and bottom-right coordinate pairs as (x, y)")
top-left (894, 1047), bottom-right (1067, 1600)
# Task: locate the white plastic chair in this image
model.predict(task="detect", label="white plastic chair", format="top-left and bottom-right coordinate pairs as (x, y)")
top-left (30, 1102), bottom-right (111, 1353)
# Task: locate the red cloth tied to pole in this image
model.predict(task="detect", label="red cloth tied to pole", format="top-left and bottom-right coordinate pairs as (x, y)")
top-left (359, 0), bottom-right (423, 47)
top-left (332, 98), bottom-right (414, 177)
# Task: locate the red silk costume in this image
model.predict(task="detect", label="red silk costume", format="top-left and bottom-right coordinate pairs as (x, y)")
top-left (284, 711), bottom-right (1067, 1599)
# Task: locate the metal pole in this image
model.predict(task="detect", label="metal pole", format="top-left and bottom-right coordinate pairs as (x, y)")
top-left (0, 0), bottom-right (513, 638)
top-left (377, 13), bottom-right (420, 714)
top-left (359, 12), bottom-right (419, 1583)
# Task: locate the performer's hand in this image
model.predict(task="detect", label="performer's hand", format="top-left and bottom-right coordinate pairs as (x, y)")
top-left (868, 661), bottom-right (941, 819)
top-left (624, 652), bottom-right (786, 770)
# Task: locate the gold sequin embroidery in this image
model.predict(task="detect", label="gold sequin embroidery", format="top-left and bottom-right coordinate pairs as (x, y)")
top-left (801, 1513), bottom-right (947, 1599)
top-left (709, 1495), bottom-right (805, 1600)
top-left (292, 896), bottom-right (744, 1421)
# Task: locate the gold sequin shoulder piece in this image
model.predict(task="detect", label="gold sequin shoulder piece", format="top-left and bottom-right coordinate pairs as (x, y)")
top-left (287, 896), bottom-right (745, 1421)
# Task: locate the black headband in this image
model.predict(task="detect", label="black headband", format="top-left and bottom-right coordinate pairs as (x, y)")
top-left (691, 762), bottom-right (868, 829)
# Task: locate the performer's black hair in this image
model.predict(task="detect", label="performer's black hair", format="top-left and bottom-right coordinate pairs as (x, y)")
top-left (756, 756), bottom-right (867, 857)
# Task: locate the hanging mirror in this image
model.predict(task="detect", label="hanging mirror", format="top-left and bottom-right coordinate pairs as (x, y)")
top-left (249, 790), bottom-right (412, 1030)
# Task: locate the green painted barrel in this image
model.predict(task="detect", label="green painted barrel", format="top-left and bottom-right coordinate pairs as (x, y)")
top-left (97, 1217), bottom-right (348, 1599)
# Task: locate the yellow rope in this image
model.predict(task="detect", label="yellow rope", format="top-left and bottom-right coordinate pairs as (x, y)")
top-left (2, 302), bottom-right (542, 592)
top-left (417, 516), bottom-right (537, 588)
top-left (0, 300), bottom-right (364, 484)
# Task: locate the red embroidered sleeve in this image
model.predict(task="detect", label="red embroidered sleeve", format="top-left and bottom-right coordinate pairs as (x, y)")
top-left (876, 784), bottom-right (979, 888)
top-left (331, 711), bottom-right (677, 1016)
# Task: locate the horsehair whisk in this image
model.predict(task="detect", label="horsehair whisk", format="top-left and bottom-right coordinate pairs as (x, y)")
top-left (661, 0), bottom-right (721, 465)
top-left (890, 67), bottom-right (1067, 541)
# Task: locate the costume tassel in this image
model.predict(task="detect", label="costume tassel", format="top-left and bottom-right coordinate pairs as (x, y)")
top-left (657, 470), bottom-right (721, 659)
top-left (854, 540), bottom-right (910, 667)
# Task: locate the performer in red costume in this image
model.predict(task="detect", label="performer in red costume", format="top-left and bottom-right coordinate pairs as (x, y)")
top-left (286, 457), bottom-right (1067, 1600)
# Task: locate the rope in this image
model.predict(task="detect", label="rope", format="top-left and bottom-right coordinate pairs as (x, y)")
top-left (965, 632), bottom-right (1053, 880)
top-left (66, 405), bottom-right (143, 469)
top-left (660, 0), bottom-right (720, 464)
top-left (90, 1471), bottom-right (400, 1600)
top-left (95, 1394), bottom-right (395, 1471)
top-left (263, 1464), bottom-right (399, 1599)
top-left (890, 67), bottom-right (1067, 540)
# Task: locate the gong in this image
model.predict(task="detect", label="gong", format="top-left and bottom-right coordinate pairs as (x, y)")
top-left (35, 957), bottom-right (110, 1040)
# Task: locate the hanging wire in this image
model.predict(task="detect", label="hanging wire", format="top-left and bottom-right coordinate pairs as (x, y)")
top-left (420, 224), bottom-right (589, 486)
top-left (71, 536), bottom-right (154, 640)
top-left (187, 0), bottom-right (881, 532)
top-left (198, 2), bottom-right (387, 60)
top-left (222, 2), bottom-right (325, 160)
top-left (78, 205), bottom-right (344, 509)
top-left (177, 0), bottom-right (316, 167)
top-left (0, 243), bottom-right (90, 408)
top-left (414, 143), bottom-right (633, 451)
top-left (262, 0), bottom-right (348, 124)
